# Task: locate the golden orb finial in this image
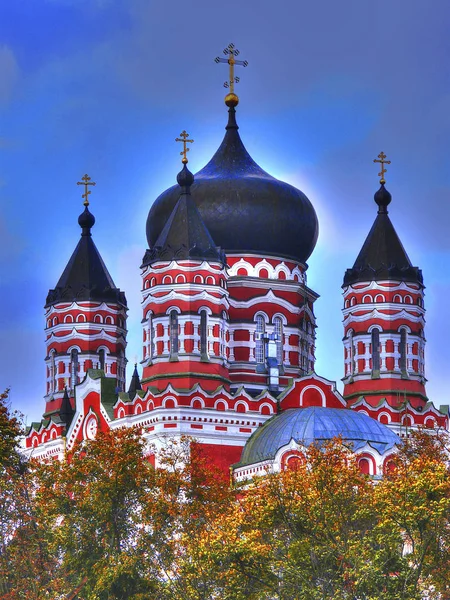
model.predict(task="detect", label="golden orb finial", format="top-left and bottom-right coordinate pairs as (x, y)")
top-left (225, 92), bottom-right (239, 108)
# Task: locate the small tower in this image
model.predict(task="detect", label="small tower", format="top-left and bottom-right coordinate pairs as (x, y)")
top-left (342, 155), bottom-right (426, 410)
top-left (141, 143), bottom-right (229, 392)
top-left (44, 176), bottom-right (127, 417)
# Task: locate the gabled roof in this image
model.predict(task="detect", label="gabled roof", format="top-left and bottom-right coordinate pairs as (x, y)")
top-left (343, 184), bottom-right (423, 286)
top-left (46, 207), bottom-right (127, 307)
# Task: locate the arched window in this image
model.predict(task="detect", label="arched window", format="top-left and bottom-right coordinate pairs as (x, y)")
top-left (371, 329), bottom-right (380, 374)
top-left (70, 349), bottom-right (79, 389)
top-left (399, 329), bottom-right (408, 375)
top-left (147, 314), bottom-right (155, 360)
top-left (50, 351), bottom-right (56, 393)
top-left (170, 311), bottom-right (179, 357)
top-left (200, 310), bottom-right (208, 357)
top-left (98, 348), bottom-right (105, 370)
top-left (348, 331), bottom-right (355, 375)
top-left (255, 315), bottom-right (265, 364)
top-left (273, 317), bottom-right (283, 365)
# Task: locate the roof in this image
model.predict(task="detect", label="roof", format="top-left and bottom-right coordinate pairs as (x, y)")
top-left (142, 165), bottom-right (225, 267)
top-left (46, 207), bottom-right (127, 307)
top-left (237, 407), bottom-right (400, 467)
top-left (343, 185), bottom-right (423, 286)
top-left (146, 106), bottom-right (319, 264)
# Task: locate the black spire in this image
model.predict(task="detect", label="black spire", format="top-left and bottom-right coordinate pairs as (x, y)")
top-left (343, 184), bottom-right (423, 286)
top-left (142, 164), bottom-right (225, 267)
top-left (59, 387), bottom-right (75, 429)
top-left (46, 205), bottom-right (127, 307)
top-left (127, 364), bottom-right (142, 398)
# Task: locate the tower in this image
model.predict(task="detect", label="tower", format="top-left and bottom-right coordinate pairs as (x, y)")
top-left (44, 176), bottom-right (128, 418)
top-left (141, 157), bottom-right (230, 392)
top-left (342, 158), bottom-right (427, 411)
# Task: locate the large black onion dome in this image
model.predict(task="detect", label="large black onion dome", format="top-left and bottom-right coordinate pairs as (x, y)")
top-left (343, 184), bottom-right (423, 287)
top-left (46, 205), bottom-right (127, 308)
top-left (146, 107), bottom-right (319, 264)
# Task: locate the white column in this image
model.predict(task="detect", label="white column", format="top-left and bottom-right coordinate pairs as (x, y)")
top-left (228, 330), bottom-right (235, 361)
top-left (364, 342), bottom-right (370, 372)
top-left (179, 321), bottom-right (186, 353)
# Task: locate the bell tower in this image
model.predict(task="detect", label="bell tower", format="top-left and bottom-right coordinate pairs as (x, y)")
top-left (342, 155), bottom-right (427, 410)
top-left (44, 176), bottom-right (127, 418)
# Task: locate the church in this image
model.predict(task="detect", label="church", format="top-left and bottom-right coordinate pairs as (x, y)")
top-left (24, 46), bottom-right (449, 478)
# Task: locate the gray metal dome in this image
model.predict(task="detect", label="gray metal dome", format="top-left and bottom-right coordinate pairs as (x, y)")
top-left (238, 407), bottom-right (399, 467)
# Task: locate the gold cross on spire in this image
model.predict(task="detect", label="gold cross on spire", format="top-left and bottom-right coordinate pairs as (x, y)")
top-left (175, 130), bottom-right (194, 164)
top-left (77, 174), bottom-right (96, 206)
top-left (215, 43), bottom-right (248, 106)
top-left (373, 152), bottom-right (391, 184)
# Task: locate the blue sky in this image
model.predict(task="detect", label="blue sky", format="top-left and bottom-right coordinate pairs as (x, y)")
top-left (2, 0), bottom-right (450, 424)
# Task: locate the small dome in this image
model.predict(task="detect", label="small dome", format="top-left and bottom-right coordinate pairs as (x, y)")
top-left (146, 107), bottom-right (319, 264)
top-left (238, 407), bottom-right (399, 467)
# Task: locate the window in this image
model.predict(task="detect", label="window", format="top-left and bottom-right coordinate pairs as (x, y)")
top-left (148, 315), bottom-right (155, 360)
top-left (70, 349), bottom-right (79, 389)
top-left (371, 329), bottom-right (380, 373)
top-left (98, 348), bottom-right (105, 370)
top-left (255, 315), bottom-right (265, 364)
top-left (273, 317), bottom-right (283, 365)
top-left (200, 311), bottom-right (208, 357)
top-left (170, 311), bottom-right (179, 357)
top-left (50, 351), bottom-right (56, 393)
top-left (399, 329), bottom-right (407, 374)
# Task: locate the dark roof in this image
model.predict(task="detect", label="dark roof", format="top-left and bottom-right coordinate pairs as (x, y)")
top-left (142, 165), bottom-right (225, 267)
top-left (343, 184), bottom-right (423, 287)
top-left (237, 407), bottom-right (399, 467)
top-left (46, 206), bottom-right (127, 307)
top-left (127, 364), bottom-right (142, 398)
top-left (146, 106), bottom-right (319, 264)
top-left (58, 387), bottom-right (75, 428)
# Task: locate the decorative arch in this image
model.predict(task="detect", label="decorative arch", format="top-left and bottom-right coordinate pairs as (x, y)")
top-left (260, 403), bottom-right (273, 415)
top-left (393, 294), bottom-right (402, 303)
top-left (147, 400), bottom-right (155, 412)
top-left (374, 294), bottom-right (385, 303)
top-left (191, 397), bottom-right (205, 409)
top-left (299, 385), bottom-right (326, 407)
top-left (105, 315), bottom-right (114, 325)
top-left (175, 274), bottom-right (186, 284)
top-left (194, 275), bottom-right (204, 284)
top-left (162, 275), bottom-right (173, 284)
top-left (214, 399), bottom-right (228, 411)
top-left (378, 412), bottom-right (391, 425)
top-left (117, 407), bottom-right (125, 419)
top-left (235, 401), bottom-right (248, 413)
top-left (205, 276), bottom-right (215, 285)
top-left (362, 294), bottom-right (372, 304)
top-left (64, 314), bottom-right (74, 324)
top-left (76, 314), bottom-right (86, 323)
top-left (404, 295), bottom-right (413, 304)
top-left (164, 397), bottom-right (177, 409)
top-left (350, 296), bottom-right (357, 306)
top-left (357, 454), bottom-right (376, 475)
top-left (94, 314), bottom-right (103, 323)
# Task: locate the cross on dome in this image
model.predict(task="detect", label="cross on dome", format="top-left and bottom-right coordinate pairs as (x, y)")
top-left (215, 43), bottom-right (248, 107)
top-left (175, 130), bottom-right (194, 164)
top-left (373, 152), bottom-right (391, 185)
top-left (77, 173), bottom-right (96, 206)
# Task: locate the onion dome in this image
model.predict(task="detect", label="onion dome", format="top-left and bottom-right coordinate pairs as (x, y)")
top-left (343, 184), bottom-right (423, 287)
top-left (146, 106), bottom-right (319, 264)
top-left (142, 164), bottom-right (226, 267)
top-left (238, 407), bottom-right (399, 467)
top-left (45, 204), bottom-right (127, 307)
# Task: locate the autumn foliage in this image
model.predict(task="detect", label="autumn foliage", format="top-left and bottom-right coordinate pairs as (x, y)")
top-left (0, 409), bottom-right (449, 599)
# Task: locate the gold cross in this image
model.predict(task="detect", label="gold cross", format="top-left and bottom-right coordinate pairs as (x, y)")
top-left (175, 130), bottom-right (194, 164)
top-left (215, 43), bottom-right (248, 95)
top-left (77, 174), bottom-right (96, 206)
top-left (373, 152), bottom-right (391, 184)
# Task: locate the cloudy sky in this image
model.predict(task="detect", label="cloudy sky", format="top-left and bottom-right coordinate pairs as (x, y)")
top-left (2, 0), bottom-right (450, 424)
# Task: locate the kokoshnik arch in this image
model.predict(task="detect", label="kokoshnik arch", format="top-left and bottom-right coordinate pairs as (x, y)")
top-left (24, 46), bottom-right (449, 479)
